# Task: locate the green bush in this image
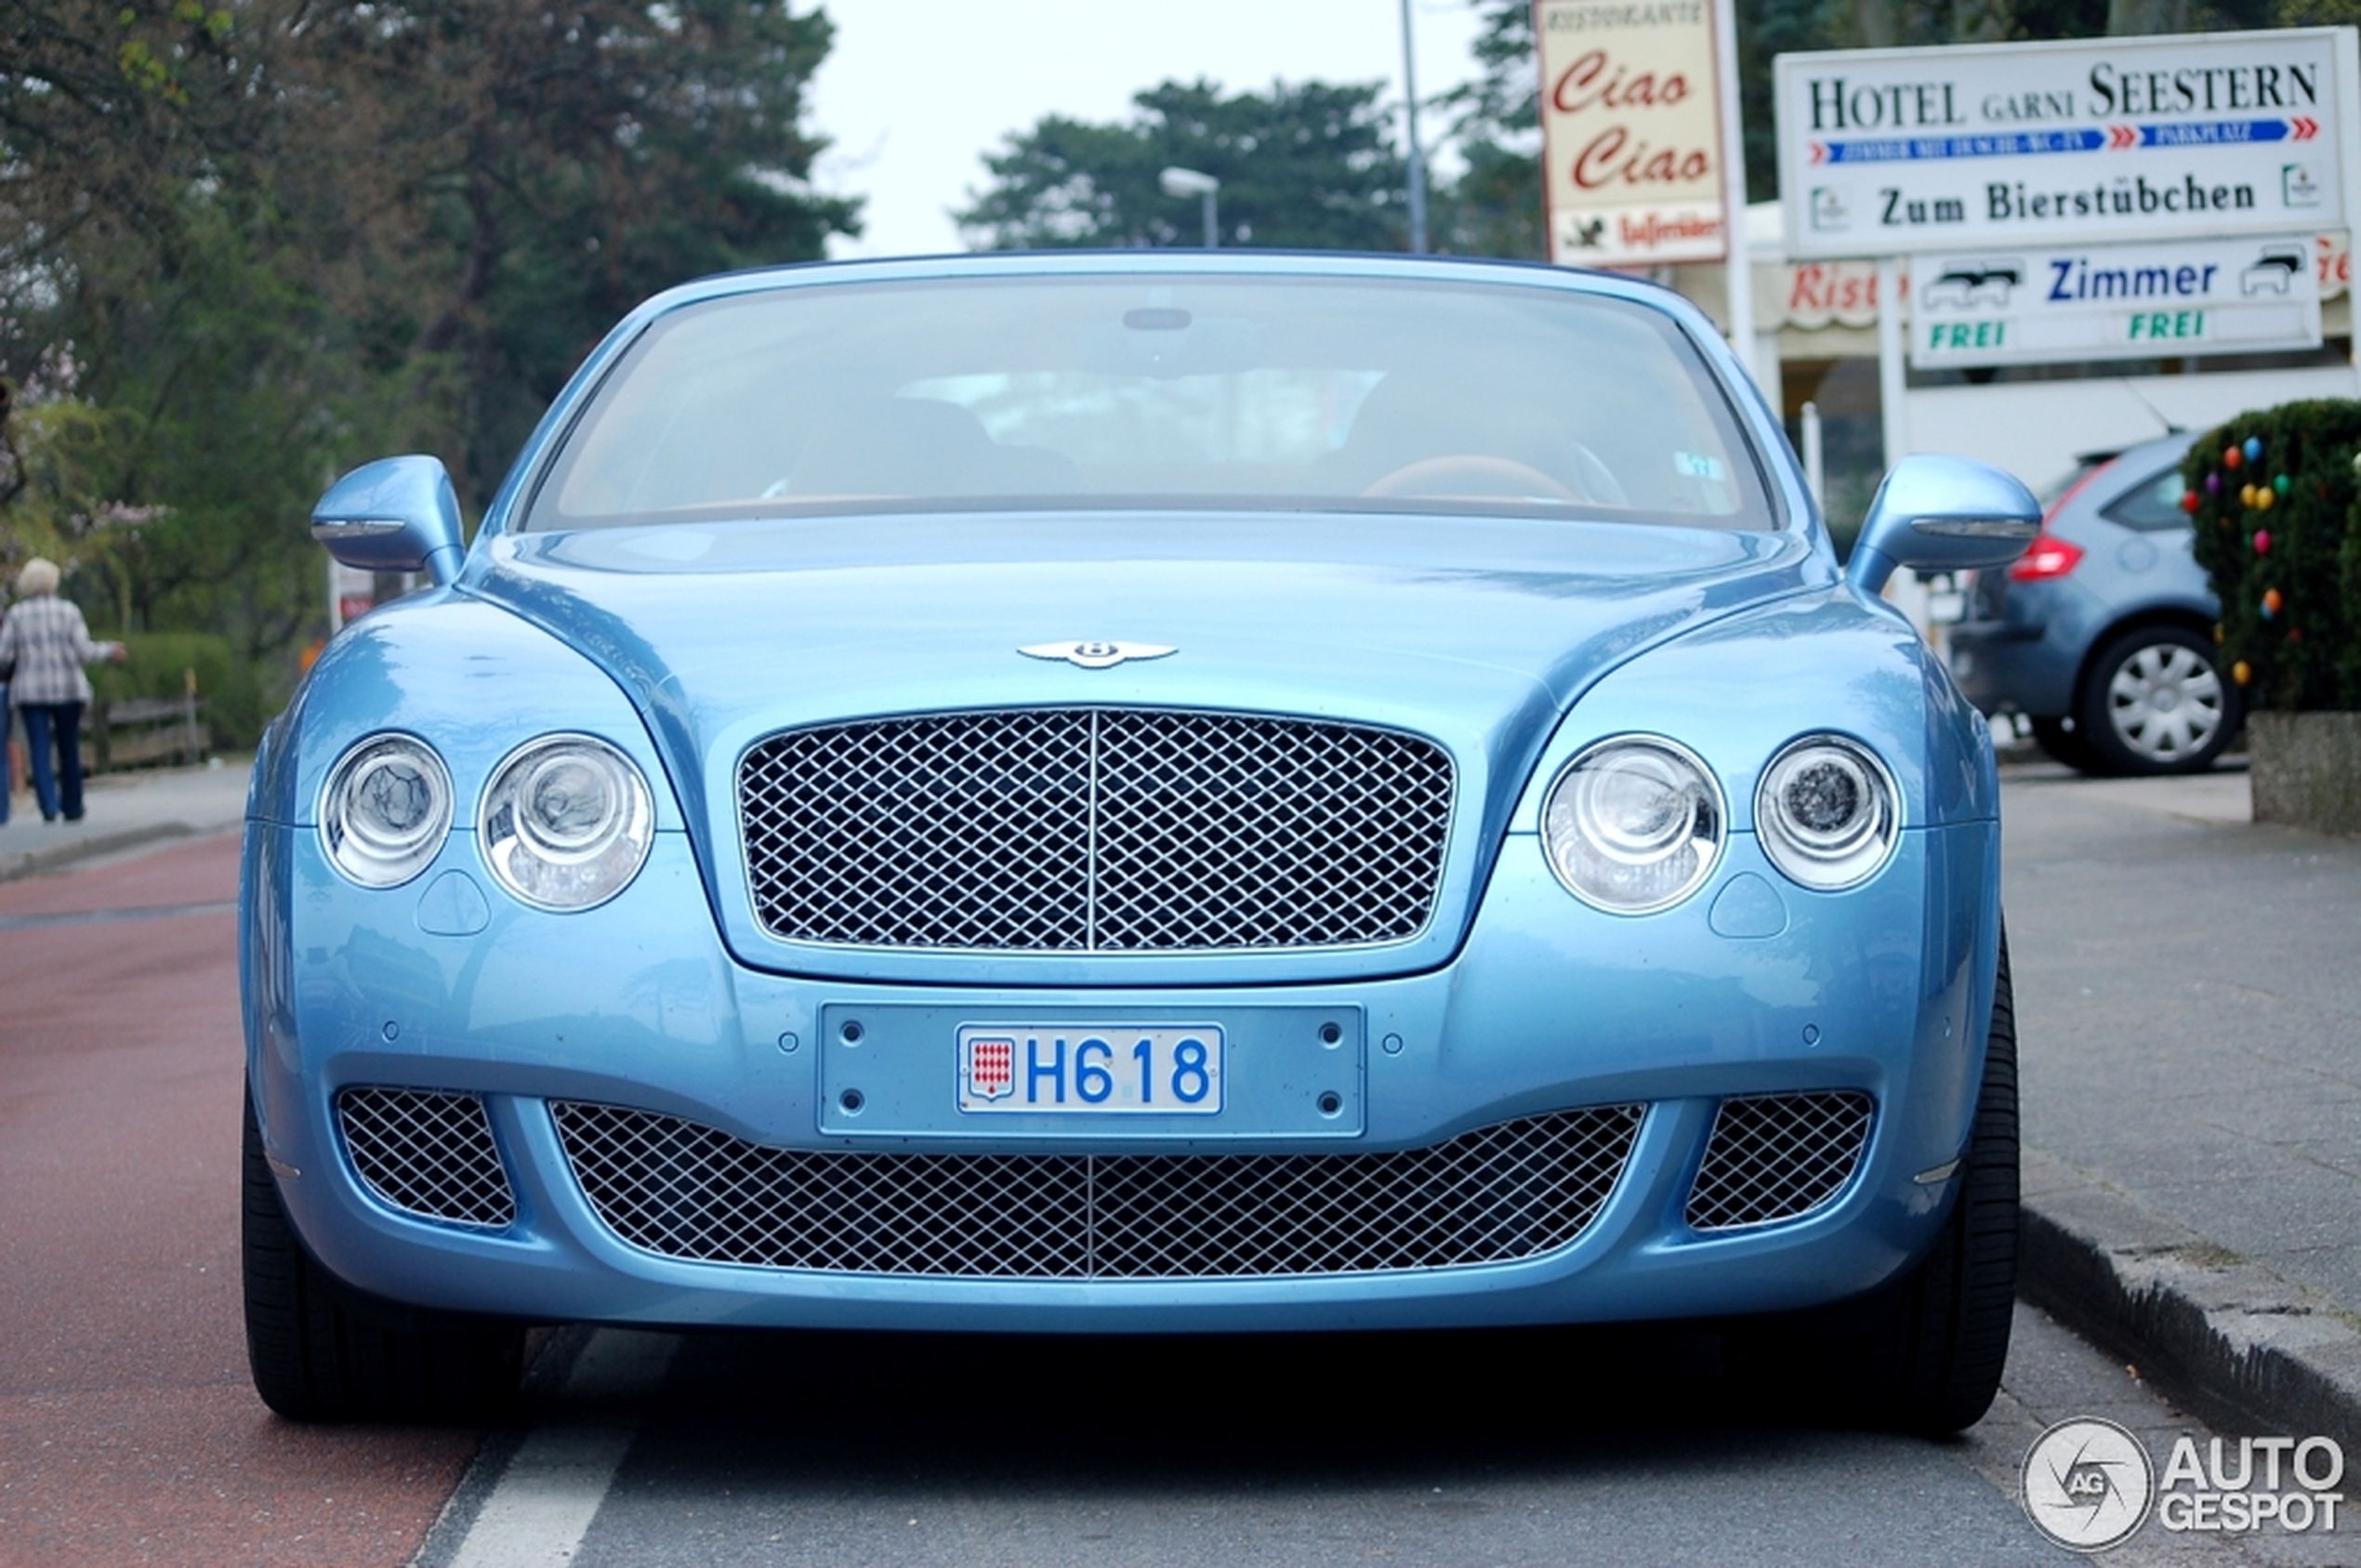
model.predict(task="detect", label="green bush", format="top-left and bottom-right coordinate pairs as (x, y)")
top-left (86, 631), bottom-right (269, 751)
top-left (2183, 400), bottom-right (2361, 713)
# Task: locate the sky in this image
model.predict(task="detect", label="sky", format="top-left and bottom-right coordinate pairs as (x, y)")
top-left (805, 0), bottom-right (1493, 258)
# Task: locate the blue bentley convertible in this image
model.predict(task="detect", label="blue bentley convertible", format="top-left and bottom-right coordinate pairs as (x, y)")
top-left (240, 252), bottom-right (2038, 1431)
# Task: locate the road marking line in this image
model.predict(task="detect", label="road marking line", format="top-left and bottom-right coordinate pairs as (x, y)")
top-left (0, 899), bottom-right (238, 929)
top-left (447, 1329), bottom-right (677, 1568)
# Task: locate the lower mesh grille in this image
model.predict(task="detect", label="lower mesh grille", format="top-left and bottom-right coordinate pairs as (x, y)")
top-left (550, 1101), bottom-right (1645, 1278)
top-left (1684, 1090), bottom-right (1875, 1232)
top-left (336, 1087), bottom-right (517, 1229)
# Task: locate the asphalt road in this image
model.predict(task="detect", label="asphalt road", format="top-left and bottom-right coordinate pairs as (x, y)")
top-left (0, 806), bottom-right (2349, 1566)
top-left (420, 1303), bottom-right (2342, 1568)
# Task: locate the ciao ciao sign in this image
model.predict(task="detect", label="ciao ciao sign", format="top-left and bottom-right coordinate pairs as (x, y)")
top-left (1539, 0), bottom-right (1734, 268)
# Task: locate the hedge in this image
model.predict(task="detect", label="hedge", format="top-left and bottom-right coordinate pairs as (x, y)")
top-left (86, 632), bottom-right (270, 751)
top-left (2183, 400), bottom-right (2361, 714)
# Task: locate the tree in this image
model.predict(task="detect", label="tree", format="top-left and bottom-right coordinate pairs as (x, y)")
top-left (956, 79), bottom-right (1408, 252)
top-left (0, 0), bottom-right (858, 718)
top-left (1431, 2), bottom-right (1546, 258)
top-left (297, 0), bottom-right (860, 502)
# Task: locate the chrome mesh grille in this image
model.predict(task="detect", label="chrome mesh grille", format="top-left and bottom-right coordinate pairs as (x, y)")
top-left (550, 1101), bottom-right (1643, 1277)
top-left (1684, 1091), bottom-right (1874, 1232)
top-left (737, 709), bottom-right (1453, 951)
top-left (336, 1087), bottom-right (516, 1229)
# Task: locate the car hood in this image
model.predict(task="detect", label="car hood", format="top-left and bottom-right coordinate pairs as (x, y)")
top-left (466, 511), bottom-right (1827, 980)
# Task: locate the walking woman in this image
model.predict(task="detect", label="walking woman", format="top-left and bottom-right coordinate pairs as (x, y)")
top-left (0, 559), bottom-right (125, 823)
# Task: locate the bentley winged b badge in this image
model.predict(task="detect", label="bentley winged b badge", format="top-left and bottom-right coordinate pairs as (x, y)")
top-left (1019, 639), bottom-right (1176, 670)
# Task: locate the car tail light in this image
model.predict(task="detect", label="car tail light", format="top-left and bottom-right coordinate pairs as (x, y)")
top-left (2009, 534), bottom-right (2084, 581)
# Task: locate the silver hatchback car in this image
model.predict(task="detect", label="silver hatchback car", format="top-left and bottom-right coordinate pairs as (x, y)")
top-left (1949, 430), bottom-right (2237, 775)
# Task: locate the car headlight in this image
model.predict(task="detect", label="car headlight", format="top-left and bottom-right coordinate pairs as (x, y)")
top-left (321, 733), bottom-right (453, 889)
top-left (1755, 735), bottom-right (1899, 890)
top-left (1541, 736), bottom-right (1724, 914)
top-left (479, 734), bottom-right (655, 911)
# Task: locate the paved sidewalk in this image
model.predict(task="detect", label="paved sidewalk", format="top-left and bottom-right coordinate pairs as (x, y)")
top-left (0, 757), bottom-right (251, 880)
top-left (2003, 758), bottom-right (2361, 1456)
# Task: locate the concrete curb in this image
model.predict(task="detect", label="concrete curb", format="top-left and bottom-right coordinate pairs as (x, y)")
top-left (2019, 1145), bottom-right (2361, 1454)
top-left (0, 822), bottom-right (199, 883)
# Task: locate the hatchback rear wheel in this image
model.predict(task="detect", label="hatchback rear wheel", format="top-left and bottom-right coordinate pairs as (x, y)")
top-left (2028, 717), bottom-right (2095, 771)
top-left (2077, 625), bottom-right (2236, 775)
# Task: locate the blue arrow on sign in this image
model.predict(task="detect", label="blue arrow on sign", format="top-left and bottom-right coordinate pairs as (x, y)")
top-left (2140, 118), bottom-right (2291, 146)
top-left (1816, 118), bottom-right (2308, 165)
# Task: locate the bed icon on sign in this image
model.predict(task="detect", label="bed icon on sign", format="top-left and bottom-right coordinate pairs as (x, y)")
top-left (1923, 259), bottom-right (2023, 309)
top-left (2241, 247), bottom-right (2304, 296)
top-left (967, 1036), bottom-right (1016, 1101)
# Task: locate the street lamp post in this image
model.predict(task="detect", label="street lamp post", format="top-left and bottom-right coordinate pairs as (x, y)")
top-left (1398, 0), bottom-right (1429, 253)
top-left (1159, 165), bottom-right (1221, 248)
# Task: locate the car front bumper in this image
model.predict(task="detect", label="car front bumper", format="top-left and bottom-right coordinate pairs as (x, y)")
top-left (243, 816), bottom-right (2000, 1333)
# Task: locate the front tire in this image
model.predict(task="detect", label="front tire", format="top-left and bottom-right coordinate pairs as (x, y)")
top-left (1864, 937), bottom-right (2020, 1433)
top-left (1734, 938), bottom-right (2020, 1435)
top-left (2077, 626), bottom-right (2237, 775)
top-left (243, 1087), bottom-right (525, 1422)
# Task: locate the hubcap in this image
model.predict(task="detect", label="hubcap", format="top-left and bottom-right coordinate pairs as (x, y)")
top-left (2106, 642), bottom-right (2223, 762)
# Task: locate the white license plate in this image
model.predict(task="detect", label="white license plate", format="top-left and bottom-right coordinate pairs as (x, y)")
top-left (956, 1024), bottom-right (1225, 1114)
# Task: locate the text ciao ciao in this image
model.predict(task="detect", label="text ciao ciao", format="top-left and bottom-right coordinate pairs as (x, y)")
top-left (1551, 47), bottom-right (1714, 191)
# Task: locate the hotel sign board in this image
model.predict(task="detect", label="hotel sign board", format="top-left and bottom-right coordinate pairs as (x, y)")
top-left (1774, 29), bottom-right (2359, 260)
top-left (1908, 232), bottom-right (2323, 368)
top-left (1539, 0), bottom-right (1735, 267)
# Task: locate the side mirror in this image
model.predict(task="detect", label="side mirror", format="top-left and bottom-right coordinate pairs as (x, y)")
top-left (1847, 454), bottom-right (2041, 598)
top-left (311, 455), bottom-right (467, 586)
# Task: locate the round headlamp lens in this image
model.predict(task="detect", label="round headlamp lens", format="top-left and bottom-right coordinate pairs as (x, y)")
top-left (321, 734), bottom-right (452, 888)
top-left (481, 735), bottom-right (654, 911)
top-left (1542, 737), bottom-right (1724, 913)
top-left (1756, 736), bottom-right (1899, 889)
top-left (519, 753), bottom-right (620, 856)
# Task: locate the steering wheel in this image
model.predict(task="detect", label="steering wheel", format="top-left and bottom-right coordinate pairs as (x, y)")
top-left (1361, 455), bottom-right (1584, 503)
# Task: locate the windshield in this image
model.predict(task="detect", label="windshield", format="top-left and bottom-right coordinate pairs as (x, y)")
top-left (523, 273), bottom-right (1776, 532)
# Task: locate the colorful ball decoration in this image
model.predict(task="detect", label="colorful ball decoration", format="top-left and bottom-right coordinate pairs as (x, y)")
top-left (2181, 490), bottom-right (2200, 513)
top-left (2206, 471), bottom-right (2223, 494)
top-left (2254, 529), bottom-right (2273, 555)
top-left (2274, 473), bottom-right (2290, 496)
top-left (2258, 487), bottom-right (2275, 511)
top-left (2244, 436), bottom-right (2263, 463)
top-left (2233, 660), bottom-right (2252, 685)
top-left (2224, 445), bottom-right (2244, 469)
top-left (2262, 588), bottom-right (2283, 617)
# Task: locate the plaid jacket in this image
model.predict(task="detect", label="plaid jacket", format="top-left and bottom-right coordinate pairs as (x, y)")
top-left (0, 594), bottom-right (119, 706)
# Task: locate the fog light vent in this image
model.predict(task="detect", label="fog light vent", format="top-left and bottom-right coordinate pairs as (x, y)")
top-left (1685, 1090), bottom-right (1873, 1232)
top-left (337, 1087), bottom-right (516, 1230)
